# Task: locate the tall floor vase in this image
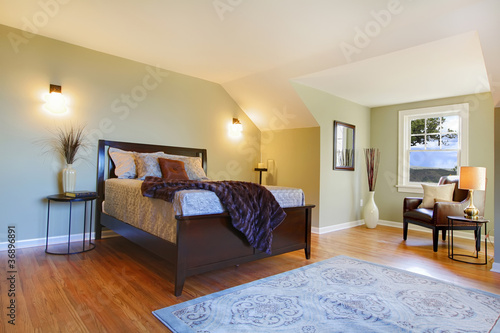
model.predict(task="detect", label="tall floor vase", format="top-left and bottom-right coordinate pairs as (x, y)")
top-left (363, 191), bottom-right (379, 229)
top-left (62, 164), bottom-right (76, 193)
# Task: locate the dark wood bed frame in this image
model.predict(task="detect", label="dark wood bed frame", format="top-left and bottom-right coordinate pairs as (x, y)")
top-left (96, 139), bottom-right (314, 296)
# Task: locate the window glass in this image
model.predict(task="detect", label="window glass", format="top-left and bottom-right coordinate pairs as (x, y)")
top-left (409, 151), bottom-right (458, 183)
top-left (398, 103), bottom-right (468, 192)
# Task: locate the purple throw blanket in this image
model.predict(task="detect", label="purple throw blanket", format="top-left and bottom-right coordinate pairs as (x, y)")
top-left (141, 177), bottom-right (287, 254)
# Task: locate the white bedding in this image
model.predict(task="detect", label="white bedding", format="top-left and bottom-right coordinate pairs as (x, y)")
top-left (103, 179), bottom-right (305, 243)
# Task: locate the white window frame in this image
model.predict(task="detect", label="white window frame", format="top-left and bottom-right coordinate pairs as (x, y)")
top-left (397, 103), bottom-right (469, 193)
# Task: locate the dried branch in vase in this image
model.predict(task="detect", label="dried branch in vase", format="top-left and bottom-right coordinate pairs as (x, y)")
top-left (39, 123), bottom-right (89, 165)
top-left (364, 148), bottom-right (380, 191)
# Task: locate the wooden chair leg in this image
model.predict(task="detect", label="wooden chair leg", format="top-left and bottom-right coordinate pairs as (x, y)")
top-left (403, 221), bottom-right (408, 240)
top-left (432, 228), bottom-right (438, 252)
top-left (442, 229), bottom-right (446, 241)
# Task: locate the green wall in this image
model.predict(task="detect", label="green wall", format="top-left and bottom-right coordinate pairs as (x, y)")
top-left (371, 93), bottom-right (495, 225)
top-left (494, 107), bottom-right (500, 271)
top-left (292, 83), bottom-right (371, 229)
top-left (0, 24), bottom-right (261, 243)
top-left (1, 21), bottom-right (495, 256)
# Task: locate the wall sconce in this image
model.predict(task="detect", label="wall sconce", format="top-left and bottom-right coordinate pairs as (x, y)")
top-left (229, 118), bottom-right (243, 137)
top-left (43, 84), bottom-right (67, 114)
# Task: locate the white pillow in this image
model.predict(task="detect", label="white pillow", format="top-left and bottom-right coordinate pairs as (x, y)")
top-left (109, 147), bottom-right (136, 179)
top-left (418, 183), bottom-right (455, 209)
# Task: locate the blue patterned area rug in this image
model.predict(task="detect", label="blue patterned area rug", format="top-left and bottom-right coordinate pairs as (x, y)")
top-left (153, 256), bottom-right (500, 332)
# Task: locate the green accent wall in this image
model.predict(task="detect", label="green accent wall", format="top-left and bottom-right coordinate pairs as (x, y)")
top-left (371, 94), bottom-right (495, 225)
top-left (292, 83), bottom-right (371, 229)
top-left (0, 24), bottom-right (261, 242)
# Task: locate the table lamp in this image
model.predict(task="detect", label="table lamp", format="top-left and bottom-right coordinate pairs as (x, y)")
top-left (458, 166), bottom-right (486, 219)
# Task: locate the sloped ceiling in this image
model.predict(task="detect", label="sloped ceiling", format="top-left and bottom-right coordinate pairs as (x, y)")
top-left (1, 0), bottom-right (499, 130)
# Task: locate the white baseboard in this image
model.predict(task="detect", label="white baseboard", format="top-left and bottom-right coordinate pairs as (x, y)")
top-left (314, 219), bottom-right (498, 273)
top-left (314, 219), bottom-right (494, 243)
top-left (0, 229), bottom-right (118, 252)
top-left (311, 220), bottom-right (365, 234)
top-left (491, 262), bottom-right (500, 273)
top-left (2, 220), bottom-right (496, 271)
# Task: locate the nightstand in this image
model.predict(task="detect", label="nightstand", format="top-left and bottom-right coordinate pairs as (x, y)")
top-left (254, 168), bottom-right (267, 185)
top-left (447, 215), bottom-right (489, 265)
top-left (45, 194), bottom-right (97, 255)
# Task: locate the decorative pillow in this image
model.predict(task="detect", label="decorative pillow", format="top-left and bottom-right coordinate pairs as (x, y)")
top-left (434, 198), bottom-right (452, 203)
top-left (158, 158), bottom-right (189, 180)
top-left (135, 153), bottom-right (162, 180)
top-left (159, 153), bottom-right (209, 180)
top-left (109, 147), bottom-right (136, 179)
top-left (418, 183), bottom-right (455, 209)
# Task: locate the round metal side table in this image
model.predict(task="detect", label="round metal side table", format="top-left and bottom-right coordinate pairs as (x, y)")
top-left (45, 194), bottom-right (97, 255)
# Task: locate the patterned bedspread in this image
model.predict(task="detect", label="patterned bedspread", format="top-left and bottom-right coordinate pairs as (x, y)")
top-left (141, 177), bottom-right (287, 254)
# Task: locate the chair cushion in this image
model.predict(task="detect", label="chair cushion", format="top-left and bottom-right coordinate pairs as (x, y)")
top-left (418, 183), bottom-right (455, 208)
top-left (403, 208), bottom-right (433, 225)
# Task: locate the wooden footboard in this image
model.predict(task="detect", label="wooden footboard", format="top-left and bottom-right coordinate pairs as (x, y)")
top-left (98, 205), bottom-right (313, 296)
top-left (96, 139), bottom-right (314, 296)
top-left (174, 205), bottom-right (313, 296)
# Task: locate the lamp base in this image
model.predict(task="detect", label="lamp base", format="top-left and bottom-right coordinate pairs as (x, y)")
top-left (464, 206), bottom-right (479, 220)
top-left (463, 189), bottom-right (479, 220)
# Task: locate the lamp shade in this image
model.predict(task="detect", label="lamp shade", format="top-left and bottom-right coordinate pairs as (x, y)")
top-left (459, 166), bottom-right (486, 191)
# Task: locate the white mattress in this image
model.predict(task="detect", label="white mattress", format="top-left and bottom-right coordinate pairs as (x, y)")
top-left (103, 179), bottom-right (305, 243)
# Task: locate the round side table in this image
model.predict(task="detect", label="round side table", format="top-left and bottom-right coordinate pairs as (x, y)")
top-left (45, 194), bottom-right (97, 255)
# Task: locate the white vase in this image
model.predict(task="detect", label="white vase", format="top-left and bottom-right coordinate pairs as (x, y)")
top-left (363, 191), bottom-right (379, 229)
top-left (62, 164), bottom-right (76, 193)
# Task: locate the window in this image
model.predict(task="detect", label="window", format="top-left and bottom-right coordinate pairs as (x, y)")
top-left (397, 103), bottom-right (468, 193)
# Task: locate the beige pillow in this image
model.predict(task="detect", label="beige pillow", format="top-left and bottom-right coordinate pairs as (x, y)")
top-left (109, 147), bottom-right (136, 179)
top-left (418, 183), bottom-right (455, 209)
top-left (434, 198), bottom-right (452, 203)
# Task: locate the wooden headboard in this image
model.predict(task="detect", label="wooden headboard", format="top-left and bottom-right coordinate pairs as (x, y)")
top-left (95, 139), bottom-right (207, 237)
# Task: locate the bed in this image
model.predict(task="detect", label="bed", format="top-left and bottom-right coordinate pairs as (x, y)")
top-left (96, 139), bottom-right (314, 296)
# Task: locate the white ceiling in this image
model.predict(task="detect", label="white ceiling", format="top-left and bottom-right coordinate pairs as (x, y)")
top-left (293, 32), bottom-right (490, 108)
top-left (1, 0), bottom-right (499, 129)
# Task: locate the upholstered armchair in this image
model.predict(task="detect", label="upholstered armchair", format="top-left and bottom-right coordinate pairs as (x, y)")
top-left (403, 176), bottom-right (486, 252)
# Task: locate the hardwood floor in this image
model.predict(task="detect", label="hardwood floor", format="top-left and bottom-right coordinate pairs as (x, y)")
top-left (1, 225), bottom-right (498, 332)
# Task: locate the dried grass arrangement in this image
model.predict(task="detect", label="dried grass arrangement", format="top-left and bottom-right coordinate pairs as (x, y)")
top-left (364, 148), bottom-right (380, 191)
top-left (43, 124), bottom-right (89, 165)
